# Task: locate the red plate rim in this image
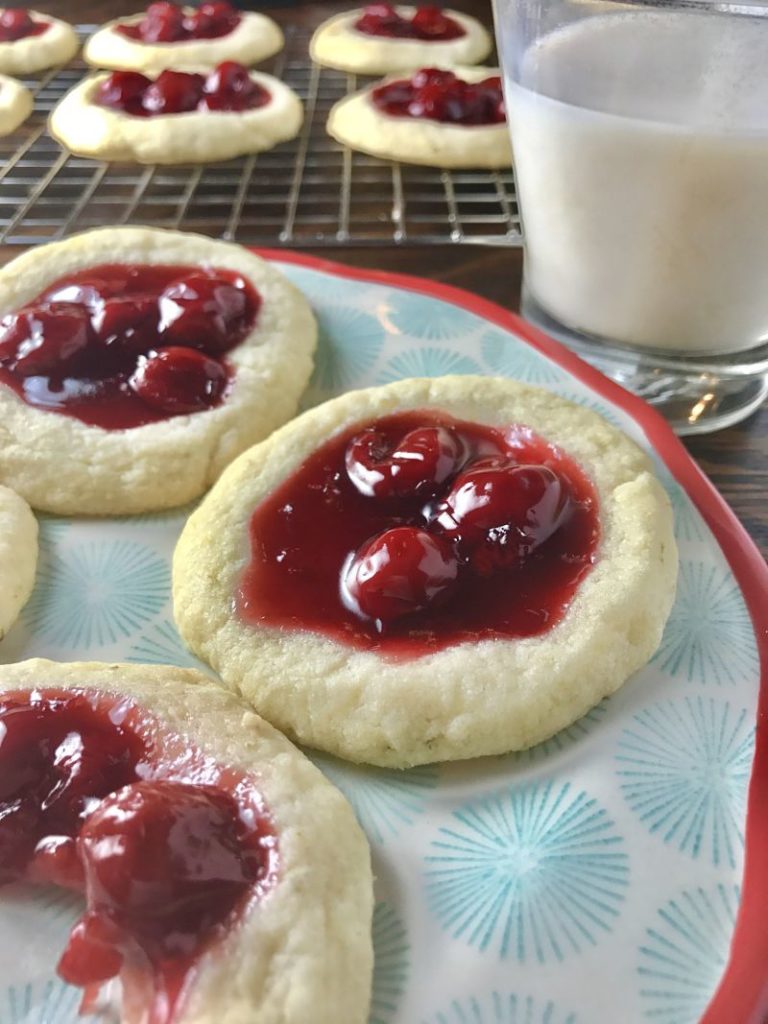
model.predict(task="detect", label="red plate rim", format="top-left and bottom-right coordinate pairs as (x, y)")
top-left (258, 246), bottom-right (768, 1024)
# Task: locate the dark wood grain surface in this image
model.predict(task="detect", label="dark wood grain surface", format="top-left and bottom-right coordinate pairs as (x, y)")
top-left (7, 0), bottom-right (768, 558)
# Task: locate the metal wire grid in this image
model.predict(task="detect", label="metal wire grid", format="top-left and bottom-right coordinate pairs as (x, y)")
top-left (0, 25), bottom-right (521, 247)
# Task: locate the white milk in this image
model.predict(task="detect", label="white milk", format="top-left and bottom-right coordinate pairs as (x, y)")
top-left (506, 11), bottom-right (768, 353)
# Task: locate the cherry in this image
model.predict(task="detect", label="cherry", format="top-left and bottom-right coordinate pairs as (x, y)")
top-left (411, 67), bottom-right (457, 89)
top-left (0, 304), bottom-right (91, 377)
top-left (138, 1), bottom-right (185, 42)
top-left (96, 71), bottom-right (151, 117)
top-left (129, 346), bottom-right (227, 414)
top-left (92, 294), bottom-right (159, 354)
top-left (0, 7), bottom-right (35, 40)
top-left (345, 425), bottom-right (465, 499)
top-left (411, 5), bottom-right (456, 37)
top-left (435, 461), bottom-right (573, 573)
top-left (407, 80), bottom-right (453, 120)
top-left (477, 76), bottom-right (505, 122)
top-left (342, 526), bottom-right (459, 623)
top-left (355, 3), bottom-right (404, 35)
top-left (202, 61), bottom-right (270, 112)
top-left (142, 70), bottom-right (205, 115)
top-left (158, 273), bottom-right (252, 351)
top-left (68, 781), bottom-right (263, 969)
top-left (199, 0), bottom-right (236, 18)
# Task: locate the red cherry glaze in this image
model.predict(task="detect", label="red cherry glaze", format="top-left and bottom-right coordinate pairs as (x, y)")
top-left (354, 3), bottom-right (465, 40)
top-left (130, 346), bottom-right (228, 414)
top-left (238, 411), bottom-right (600, 657)
top-left (372, 67), bottom-right (505, 125)
top-left (345, 424), bottom-right (466, 499)
top-left (0, 692), bottom-right (145, 888)
top-left (61, 780), bottom-right (265, 982)
top-left (117, 0), bottom-right (241, 43)
top-left (0, 688), bottom-right (277, 1024)
top-left (96, 62), bottom-right (271, 117)
top-left (0, 262), bottom-right (259, 429)
top-left (0, 8), bottom-right (50, 42)
top-left (343, 526), bottom-right (459, 624)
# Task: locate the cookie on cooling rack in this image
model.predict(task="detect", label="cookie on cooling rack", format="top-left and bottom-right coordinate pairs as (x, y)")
top-left (50, 63), bottom-right (302, 164)
top-left (0, 484), bottom-right (36, 639)
top-left (0, 73), bottom-right (32, 135)
top-left (173, 375), bottom-right (678, 769)
top-left (310, 4), bottom-right (492, 75)
top-left (0, 658), bottom-right (373, 1024)
top-left (327, 66), bottom-right (511, 169)
top-left (0, 226), bottom-right (317, 515)
top-left (84, 1), bottom-right (283, 74)
top-left (0, 8), bottom-right (78, 74)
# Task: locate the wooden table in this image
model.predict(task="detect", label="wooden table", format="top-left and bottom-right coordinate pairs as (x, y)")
top-left (13, 0), bottom-right (768, 558)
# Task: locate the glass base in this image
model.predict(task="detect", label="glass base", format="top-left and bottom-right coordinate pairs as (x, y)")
top-left (522, 291), bottom-right (768, 435)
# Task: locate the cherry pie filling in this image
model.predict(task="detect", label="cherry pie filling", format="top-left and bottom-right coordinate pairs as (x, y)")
top-left (0, 262), bottom-right (260, 429)
top-left (0, 688), bottom-right (277, 1024)
top-left (354, 3), bottom-right (465, 40)
top-left (0, 8), bottom-right (50, 42)
top-left (372, 68), bottom-right (505, 124)
top-left (96, 62), bottom-right (271, 117)
top-left (117, 1), bottom-right (241, 43)
top-left (238, 410), bottom-right (600, 658)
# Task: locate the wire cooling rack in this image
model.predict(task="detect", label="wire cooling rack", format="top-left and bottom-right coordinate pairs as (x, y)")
top-left (0, 25), bottom-right (521, 247)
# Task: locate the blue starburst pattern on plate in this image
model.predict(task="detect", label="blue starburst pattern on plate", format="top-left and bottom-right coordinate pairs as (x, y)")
top-left (511, 702), bottom-right (608, 765)
top-left (309, 753), bottom-right (438, 845)
top-left (276, 265), bottom-right (352, 306)
top-left (648, 460), bottom-right (708, 545)
top-left (383, 293), bottom-right (478, 341)
top-left (309, 306), bottom-right (385, 393)
top-left (422, 991), bottom-right (578, 1024)
top-left (638, 884), bottom-right (739, 1023)
top-left (665, 481), bottom-right (707, 545)
top-left (480, 331), bottom-right (563, 385)
top-left (22, 540), bottom-right (169, 649)
top-left (2, 981), bottom-right (80, 1024)
top-left (616, 697), bottom-right (753, 868)
top-left (127, 618), bottom-right (209, 673)
top-left (651, 561), bottom-right (758, 686)
top-left (376, 347), bottom-right (482, 385)
top-left (425, 781), bottom-right (628, 962)
top-left (370, 903), bottom-right (409, 1024)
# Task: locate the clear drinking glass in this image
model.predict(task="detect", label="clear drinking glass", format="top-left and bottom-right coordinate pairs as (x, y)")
top-left (492, 0), bottom-right (768, 433)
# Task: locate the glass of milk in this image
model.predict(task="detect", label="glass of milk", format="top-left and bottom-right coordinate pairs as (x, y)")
top-left (493, 0), bottom-right (768, 433)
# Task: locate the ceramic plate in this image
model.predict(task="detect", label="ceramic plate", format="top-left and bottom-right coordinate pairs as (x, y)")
top-left (1, 253), bottom-right (766, 1024)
